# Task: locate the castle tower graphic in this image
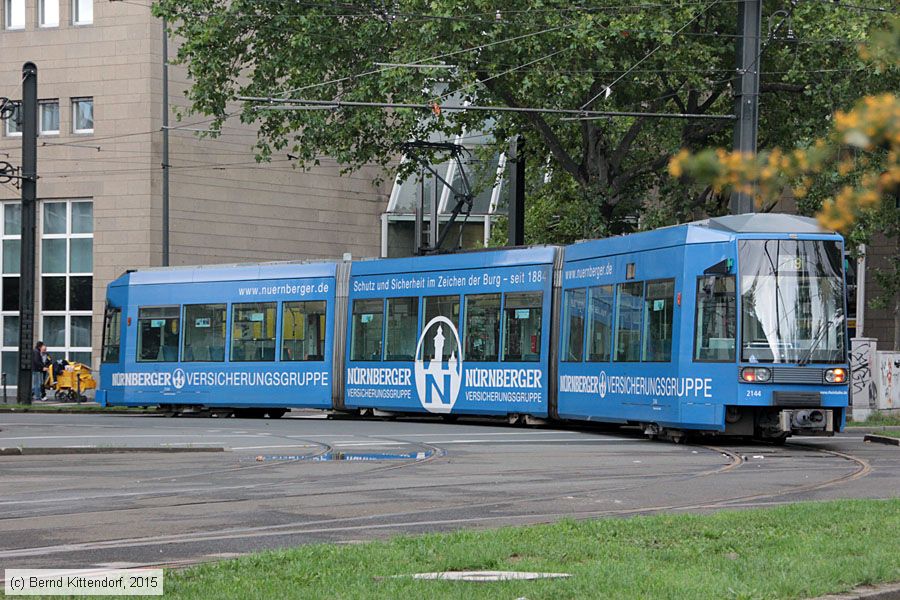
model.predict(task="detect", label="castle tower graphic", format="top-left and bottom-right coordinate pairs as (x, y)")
top-left (415, 317), bottom-right (462, 413)
top-left (424, 326), bottom-right (457, 404)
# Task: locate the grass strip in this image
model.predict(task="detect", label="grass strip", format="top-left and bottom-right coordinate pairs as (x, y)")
top-left (163, 499), bottom-right (900, 600)
top-left (847, 413), bottom-right (900, 427)
top-left (869, 430), bottom-right (900, 439)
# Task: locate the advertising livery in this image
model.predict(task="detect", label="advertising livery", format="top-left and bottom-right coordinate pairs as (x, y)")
top-left (344, 248), bottom-right (555, 417)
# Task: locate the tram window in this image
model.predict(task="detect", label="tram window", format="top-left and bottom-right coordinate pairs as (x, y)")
top-left (587, 285), bottom-right (614, 362)
top-left (694, 275), bottom-right (736, 362)
top-left (101, 306), bottom-right (121, 363)
top-left (282, 301), bottom-right (326, 361)
top-left (502, 292), bottom-right (543, 362)
top-left (642, 279), bottom-right (675, 362)
top-left (423, 295), bottom-right (460, 361)
top-left (385, 297), bottom-right (419, 361)
top-left (351, 299), bottom-right (384, 361)
top-left (562, 289), bottom-right (586, 362)
top-left (614, 282), bottom-right (643, 362)
top-left (137, 306), bottom-right (180, 362)
top-left (231, 302), bottom-right (277, 362)
top-left (464, 293), bottom-right (501, 362)
top-left (183, 304), bottom-right (226, 362)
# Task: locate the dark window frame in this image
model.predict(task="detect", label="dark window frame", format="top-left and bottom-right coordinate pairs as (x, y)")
top-left (586, 284), bottom-right (615, 363)
top-left (693, 274), bottom-right (737, 363)
top-left (281, 300), bottom-right (327, 362)
top-left (136, 305), bottom-right (181, 363)
top-left (561, 287), bottom-right (587, 363)
top-left (230, 301), bottom-right (278, 363)
top-left (101, 304), bottom-right (121, 364)
top-left (641, 278), bottom-right (676, 363)
top-left (350, 298), bottom-right (385, 362)
top-left (613, 281), bottom-right (644, 363)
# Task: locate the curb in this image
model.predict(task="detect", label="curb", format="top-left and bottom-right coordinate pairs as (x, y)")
top-left (813, 582), bottom-right (900, 599)
top-left (0, 446), bottom-right (225, 455)
top-left (864, 434), bottom-right (900, 446)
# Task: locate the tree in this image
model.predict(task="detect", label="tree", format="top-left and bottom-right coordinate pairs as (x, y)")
top-left (669, 17), bottom-right (900, 349)
top-left (157, 0), bottom-right (892, 241)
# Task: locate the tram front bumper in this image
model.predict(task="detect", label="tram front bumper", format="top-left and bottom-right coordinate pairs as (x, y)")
top-left (778, 408), bottom-right (834, 436)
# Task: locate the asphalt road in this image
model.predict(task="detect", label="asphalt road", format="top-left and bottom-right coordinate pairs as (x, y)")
top-left (0, 412), bottom-right (897, 573)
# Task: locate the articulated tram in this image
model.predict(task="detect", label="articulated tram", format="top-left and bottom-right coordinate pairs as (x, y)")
top-left (98, 214), bottom-right (849, 440)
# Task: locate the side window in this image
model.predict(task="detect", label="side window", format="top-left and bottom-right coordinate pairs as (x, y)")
top-left (562, 289), bottom-right (586, 362)
top-left (282, 300), bottom-right (327, 361)
top-left (695, 275), bottom-right (736, 362)
top-left (502, 291), bottom-right (543, 362)
top-left (385, 297), bottom-right (418, 361)
top-left (643, 279), bottom-right (675, 362)
top-left (464, 293), bottom-right (501, 362)
top-left (137, 306), bottom-right (180, 362)
top-left (351, 299), bottom-right (383, 361)
top-left (231, 302), bottom-right (276, 362)
top-left (101, 305), bottom-right (121, 363)
top-left (183, 304), bottom-right (226, 362)
top-left (587, 285), bottom-right (614, 362)
top-left (423, 295), bottom-right (460, 361)
top-left (614, 282), bottom-right (643, 362)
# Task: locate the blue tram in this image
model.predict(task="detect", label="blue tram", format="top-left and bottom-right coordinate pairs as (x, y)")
top-left (98, 261), bottom-right (340, 417)
top-left (98, 214), bottom-right (849, 439)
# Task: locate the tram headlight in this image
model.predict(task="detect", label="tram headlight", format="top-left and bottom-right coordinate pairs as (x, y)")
top-left (825, 368), bottom-right (846, 384)
top-left (741, 367), bottom-right (771, 383)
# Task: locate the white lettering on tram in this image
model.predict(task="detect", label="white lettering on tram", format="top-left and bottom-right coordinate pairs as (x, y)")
top-left (110, 371), bottom-right (329, 388)
top-left (559, 373), bottom-right (713, 399)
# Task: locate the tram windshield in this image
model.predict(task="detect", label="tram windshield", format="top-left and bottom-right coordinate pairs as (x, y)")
top-left (739, 239), bottom-right (846, 364)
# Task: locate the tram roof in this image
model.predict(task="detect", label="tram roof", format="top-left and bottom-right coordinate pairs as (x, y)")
top-left (350, 245), bottom-right (558, 276)
top-left (565, 213), bottom-right (839, 262)
top-left (109, 260), bottom-right (338, 287)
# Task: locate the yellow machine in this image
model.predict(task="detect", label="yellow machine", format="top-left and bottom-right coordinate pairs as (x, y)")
top-left (46, 360), bottom-right (97, 403)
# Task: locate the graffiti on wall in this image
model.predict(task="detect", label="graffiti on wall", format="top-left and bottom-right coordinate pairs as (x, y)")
top-left (850, 338), bottom-right (876, 410)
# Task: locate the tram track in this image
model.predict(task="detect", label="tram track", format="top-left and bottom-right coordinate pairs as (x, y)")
top-left (0, 438), bottom-right (870, 563)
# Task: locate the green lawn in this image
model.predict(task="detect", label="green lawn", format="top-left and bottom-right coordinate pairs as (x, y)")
top-left (847, 413), bottom-right (900, 427)
top-left (870, 430), bottom-right (900, 439)
top-left (162, 499), bottom-right (900, 600)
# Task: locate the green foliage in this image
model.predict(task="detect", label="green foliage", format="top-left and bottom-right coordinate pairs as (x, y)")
top-left (156, 0), bottom-right (894, 240)
top-left (163, 499), bottom-right (900, 600)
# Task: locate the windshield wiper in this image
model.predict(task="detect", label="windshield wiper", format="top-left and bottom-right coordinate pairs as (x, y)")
top-left (799, 313), bottom-right (842, 366)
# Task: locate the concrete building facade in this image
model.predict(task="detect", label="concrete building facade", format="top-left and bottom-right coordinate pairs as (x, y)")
top-left (0, 0), bottom-right (388, 386)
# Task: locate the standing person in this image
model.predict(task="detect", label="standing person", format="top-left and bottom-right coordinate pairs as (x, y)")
top-left (32, 341), bottom-right (47, 402)
top-left (40, 347), bottom-right (51, 401)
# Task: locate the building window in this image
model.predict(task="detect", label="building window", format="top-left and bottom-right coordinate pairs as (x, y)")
top-left (39, 0), bottom-right (58, 26)
top-left (73, 0), bottom-right (91, 24)
top-left (5, 0), bottom-right (24, 29)
top-left (72, 98), bottom-right (93, 133)
top-left (40, 200), bottom-right (93, 366)
top-left (39, 101), bottom-right (59, 136)
top-left (4, 101), bottom-right (21, 137)
top-left (1, 203), bottom-right (21, 386)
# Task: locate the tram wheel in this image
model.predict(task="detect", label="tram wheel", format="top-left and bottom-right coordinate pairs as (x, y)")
top-left (266, 409), bottom-right (287, 419)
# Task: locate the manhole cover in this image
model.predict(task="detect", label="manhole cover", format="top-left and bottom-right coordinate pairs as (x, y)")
top-left (407, 571), bottom-right (571, 582)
